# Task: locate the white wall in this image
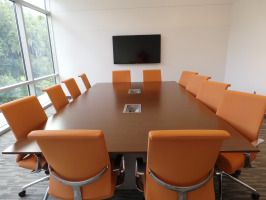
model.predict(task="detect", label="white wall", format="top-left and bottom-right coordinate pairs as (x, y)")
top-left (224, 0), bottom-right (266, 95)
top-left (50, 0), bottom-right (232, 93)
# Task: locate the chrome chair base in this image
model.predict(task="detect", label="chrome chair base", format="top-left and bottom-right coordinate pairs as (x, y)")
top-left (215, 169), bottom-right (260, 200)
top-left (18, 175), bottom-right (50, 197)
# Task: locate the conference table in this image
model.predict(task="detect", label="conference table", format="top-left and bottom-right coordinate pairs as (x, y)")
top-left (2, 81), bottom-right (258, 188)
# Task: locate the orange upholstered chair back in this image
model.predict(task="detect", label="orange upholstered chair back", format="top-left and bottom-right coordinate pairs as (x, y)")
top-left (145, 130), bottom-right (229, 200)
top-left (62, 78), bottom-right (81, 100)
top-left (78, 73), bottom-right (91, 90)
top-left (0, 96), bottom-right (47, 141)
top-left (112, 70), bottom-right (131, 83)
top-left (143, 70), bottom-right (161, 82)
top-left (196, 81), bottom-right (231, 112)
top-left (143, 82), bottom-right (161, 93)
top-left (216, 90), bottom-right (266, 143)
top-left (43, 85), bottom-right (69, 112)
top-left (28, 130), bottom-right (113, 199)
top-left (178, 71), bottom-right (198, 87)
top-left (186, 75), bottom-right (211, 96)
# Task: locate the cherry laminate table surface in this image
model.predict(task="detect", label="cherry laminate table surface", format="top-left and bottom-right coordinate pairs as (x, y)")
top-left (2, 81), bottom-right (258, 154)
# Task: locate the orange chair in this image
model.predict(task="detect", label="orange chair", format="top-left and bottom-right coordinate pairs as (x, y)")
top-left (43, 85), bottom-right (69, 112)
top-left (186, 75), bottom-right (211, 96)
top-left (62, 78), bottom-right (81, 100)
top-left (135, 130), bottom-right (229, 200)
top-left (78, 73), bottom-right (91, 90)
top-left (28, 130), bottom-right (125, 200)
top-left (0, 96), bottom-right (49, 197)
top-left (215, 90), bottom-right (266, 199)
top-left (143, 82), bottom-right (161, 93)
top-left (178, 71), bottom-right (198, 88)
top-left (143, 69), bottom-right (161, 82)
top-left (112, 70), bottom-right (131, 83)
top-left (196, 80), bottom-right (231, 112)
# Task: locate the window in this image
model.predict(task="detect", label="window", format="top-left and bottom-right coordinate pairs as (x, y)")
top-left (35, 77), bottom-right (55, 97)
top-left (0, 0), bottom-right (59, 132)
top-left (23, 0), bottom-right (45, 9)
top-left (0, 0), bottom-right (26, 88)
top-left (23, 7), bottom-right (54, 79)
top-left (0, 85), bottom-right (29, 105)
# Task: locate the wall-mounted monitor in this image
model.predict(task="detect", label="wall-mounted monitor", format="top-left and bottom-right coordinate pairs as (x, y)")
top-left (112, 34), bottom-right (161, 64)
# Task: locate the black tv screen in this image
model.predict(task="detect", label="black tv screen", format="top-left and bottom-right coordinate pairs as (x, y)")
top-left (112, 34), bottom-right (161, 64)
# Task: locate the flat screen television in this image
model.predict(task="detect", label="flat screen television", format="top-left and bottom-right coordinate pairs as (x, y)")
top-left (112, 34), bottom-right (161, 64)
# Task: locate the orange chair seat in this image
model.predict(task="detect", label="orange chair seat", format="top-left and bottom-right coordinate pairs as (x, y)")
top-left (216, 152), bottom-right (257, 175)
top-left (18, 154), bottom-right (46, 171)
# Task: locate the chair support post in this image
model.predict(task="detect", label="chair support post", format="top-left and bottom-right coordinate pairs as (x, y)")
top-left (32, 154), bottom-right (42, 173)
top-left (178, 192), bottom-right (187, 200)
top-left (215, 170), bottom-right (223, 200)
top-left (113, 155), bottom-right (125, 187)
top-left (73, 186), bottom-right (82, 200)
top-left (135, 158), bottom-right (145, 192)
top-left (244, 153), bottom-right (252, 168)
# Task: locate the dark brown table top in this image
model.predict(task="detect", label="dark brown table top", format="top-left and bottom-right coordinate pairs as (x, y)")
top-left (2, 81), bottom-right (259, 154)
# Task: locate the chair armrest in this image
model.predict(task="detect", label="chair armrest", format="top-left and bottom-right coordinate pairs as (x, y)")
top-left (112, 154), bottom-right (125, 187)
top-left (245, 139), bottom-right (264, 168)
top-left (32, 154), bottom-right (43, 173)
top-left (135, 157), bottom-right (145, 192)
top-left (112, 154), bottom-right (124, 172)
top-left (16, 154), bottom-right (28, 162)
top-left (253, 138), bottom-right (264, 146)
top-left (256, 138), bottom-right (264, 147)
top-left (244, 153), bottom-right (252, 168)
top-left (136, 157), bottom-right (145, 175)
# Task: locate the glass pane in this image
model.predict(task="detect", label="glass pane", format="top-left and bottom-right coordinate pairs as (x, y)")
top-left (23, 7), bottom-right (54, 79)
top-left (23, 0), bottom-right (45, 10)
top-left (0, 0), bottom-right (26, 88)
top-left (0, 85), bottom-right (29, 106)
top-left (35, 77), bottom-right (55, 96)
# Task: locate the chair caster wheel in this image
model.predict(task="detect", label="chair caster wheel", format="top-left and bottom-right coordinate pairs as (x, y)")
top-left (45, 170), bottom-right (49, 175)
top-left (18, 190), bottom-right (26, 197)
top-left (235, 169), bottom-right (241, 175)
top-left (252, 193), bottom-right (260, 200)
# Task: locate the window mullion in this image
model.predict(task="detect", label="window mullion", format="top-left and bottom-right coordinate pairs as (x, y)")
top-left (45, 1), bottom-right (60, 84)
top-left (14, 1), bottom-right (36, 95)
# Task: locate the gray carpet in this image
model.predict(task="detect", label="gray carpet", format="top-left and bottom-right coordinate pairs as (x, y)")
top-left (0, 105), bottom-right (265, 200)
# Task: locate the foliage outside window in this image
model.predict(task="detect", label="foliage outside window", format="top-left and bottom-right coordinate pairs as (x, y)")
top-left (23, 6), bottom-right (54, 79)
top-left (0, 86), bottom-right (29, 105)
top-left (0, 0), bottom-right (27, 104)
top-left (0, 0), bottom-right (57, 109)
top-left (35, 77), bottom-right (55, 96)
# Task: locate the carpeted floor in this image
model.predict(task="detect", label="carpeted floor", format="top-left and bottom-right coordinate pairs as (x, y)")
top-left (0, 106), bottom-right (265, 200)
